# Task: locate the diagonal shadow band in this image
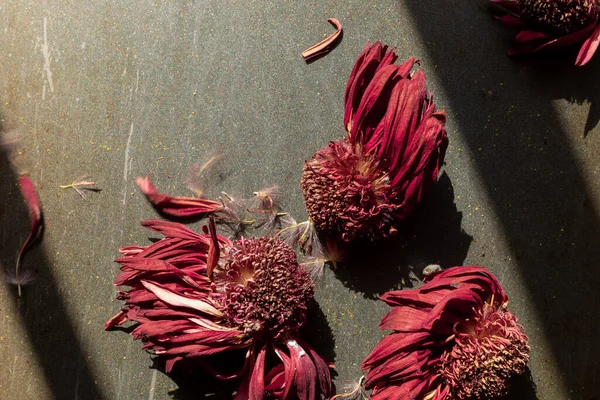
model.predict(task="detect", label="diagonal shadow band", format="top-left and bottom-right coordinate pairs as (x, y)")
top-left (0, 133), bottom-right (106, 399)
top-left (400, 0), bottom-right (600, 398)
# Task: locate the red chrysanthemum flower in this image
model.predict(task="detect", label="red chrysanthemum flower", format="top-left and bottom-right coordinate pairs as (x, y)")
top-left (362, 266), bottom-right (530, 400)
top-left (300, 41), bottom-right (448, 243)
top-left (106, 218), bottom-right (332, 399)
top-left (492, 0), bottom-right (600, 65)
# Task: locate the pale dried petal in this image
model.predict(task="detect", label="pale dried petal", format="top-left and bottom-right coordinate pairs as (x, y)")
top-left (302, 18), bottom-right (343, 61)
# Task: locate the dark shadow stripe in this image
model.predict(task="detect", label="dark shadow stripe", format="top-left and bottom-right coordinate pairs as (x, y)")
top-left (401, 1), bottom-right (600, 397)
top-left (0, 120), bottom-right (107, 400)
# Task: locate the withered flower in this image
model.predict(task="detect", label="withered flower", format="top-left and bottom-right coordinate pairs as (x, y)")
top-left (492, 0), bottom-right (600, 65)
top-left (362, 266), bottom-right (529, 400)
top-left (106, 218), bottom-right (331, 399)
top-left (301, 41), bottom-right (448, 243)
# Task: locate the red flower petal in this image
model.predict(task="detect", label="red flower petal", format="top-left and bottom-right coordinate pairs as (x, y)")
top-left (490, 0), bottom-right (519, 11)
top-left (361, 332), bottom-right (431, 369)
top-left (344, 42), bottom-right (397, 131)
top-left (577, 23), bottom-right (600, 65)
top-left (287, 340), bottom-right (317, 400)
top-left (206, 216), bottom-right (219, 280)
top-left (136, 176), bottom-right (222, 218)
top-left (379, 306), bottom-right (430, 332)
top-left (140, 280), bottom-right (223, 317)
top-left (379, 289), bottom-right (446, 308)
top-left (297, 338), bottom-right (333, 397)
top-left (515, 30), bottom-right (549, 43)
top-left (351, 64), bottom-right (400, 145)
top-left (105, 311), bottom-right (127, 330)
top-left (264, 365), bottom-right (285, 394)
top-left (16, 175), bottom-right (43, 296)
top-left (274, 347), bottom-right (294, 399)
top-left (141, 219), bottom-right (208, 241)
top-left (249, 346), bottom-right (267, 400)
top-left (301, 18), bottom-right (343, 61)
top-left (532, 22), bottom-right (596, 52)
top-left (496, 14), bottom-right (527, 28)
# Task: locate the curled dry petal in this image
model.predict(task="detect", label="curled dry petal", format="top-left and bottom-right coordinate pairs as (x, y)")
top-left (136, 176), bottom-right (222, 218)
top-left (14, 176), bottom-right (43, 297)
top-left (302, 18), bottom-right (343, 61)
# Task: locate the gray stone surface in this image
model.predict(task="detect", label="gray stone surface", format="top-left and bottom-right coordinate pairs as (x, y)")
top-left (0, 1), bottom-right (599, 399)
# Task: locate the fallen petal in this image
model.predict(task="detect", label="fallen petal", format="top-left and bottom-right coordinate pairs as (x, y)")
top-left (302, 18), bottom-right (343, 61)
top-left (15, 175), bottom-right (43, 297)
top-left (136, 176), bottom-right (222, 218)
top-left (105, 311), bottom-right (128, 330)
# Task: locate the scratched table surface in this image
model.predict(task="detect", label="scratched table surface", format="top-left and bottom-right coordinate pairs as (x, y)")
top-left (1, 1), bottom-right (599, 399)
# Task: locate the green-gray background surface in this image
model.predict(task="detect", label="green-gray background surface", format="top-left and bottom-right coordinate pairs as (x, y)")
top-left (0, 1), bottom-right (599, 399)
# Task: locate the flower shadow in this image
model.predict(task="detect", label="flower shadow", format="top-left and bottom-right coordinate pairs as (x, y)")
top-left (331, 172), bottom-right (472, 298)
top-left (503, 367), bottom-right (538, 400)
top-left (519, 49), bottom-right (600, 137)
top-left (162, 353), bottom-right (241, 399)
top-left (300, 298), bottom-right (337, 373)
top-left (487, 0), bottom-right (600, 138)
top-left (400, 0), bottom-right (600, 396)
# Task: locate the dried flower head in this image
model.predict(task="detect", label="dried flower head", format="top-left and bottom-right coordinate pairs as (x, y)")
top-left (492, 0), bottom-right (600, 65)
top-left (216, 236), bottom-right (313, 341)
top-left (301, 41), bottom-right (447, 243)
top-left (106, 219), bottom-right (331, 399)
top-left (362, 266), bottom-right (529, 400)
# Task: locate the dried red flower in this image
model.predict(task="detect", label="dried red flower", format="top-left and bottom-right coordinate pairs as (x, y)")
top-left (300, 41), bottom-right (448, 243)
top-left (492, 0), bottom-right (600, 65)
top-left (362, 266), bottom-right (530, 400)
top-left (106, 219), bottom-right (331, 399)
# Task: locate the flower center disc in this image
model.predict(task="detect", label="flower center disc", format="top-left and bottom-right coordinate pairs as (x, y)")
top-left (518, 0), bottom-right (600, 34)
top-left (439, 308), bottom-right (530, 399)
top-left (301, 138), bottom-right (394, 242)
top-left (219, 237), bottom-right (314, 341)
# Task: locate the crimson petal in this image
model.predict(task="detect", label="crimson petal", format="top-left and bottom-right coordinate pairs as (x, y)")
top-left (249, 346), bottom-right (267, 400)
top-left (287, 340), bottom-right (317, 400)
top-left (577, 23), bottom-right (600, 65)
top-left (136, 176), bottom-right (222, 218)
top-left (15, 176), bottom-right (43, 296)
top-left (296, 338), bottom-right (333, 397)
